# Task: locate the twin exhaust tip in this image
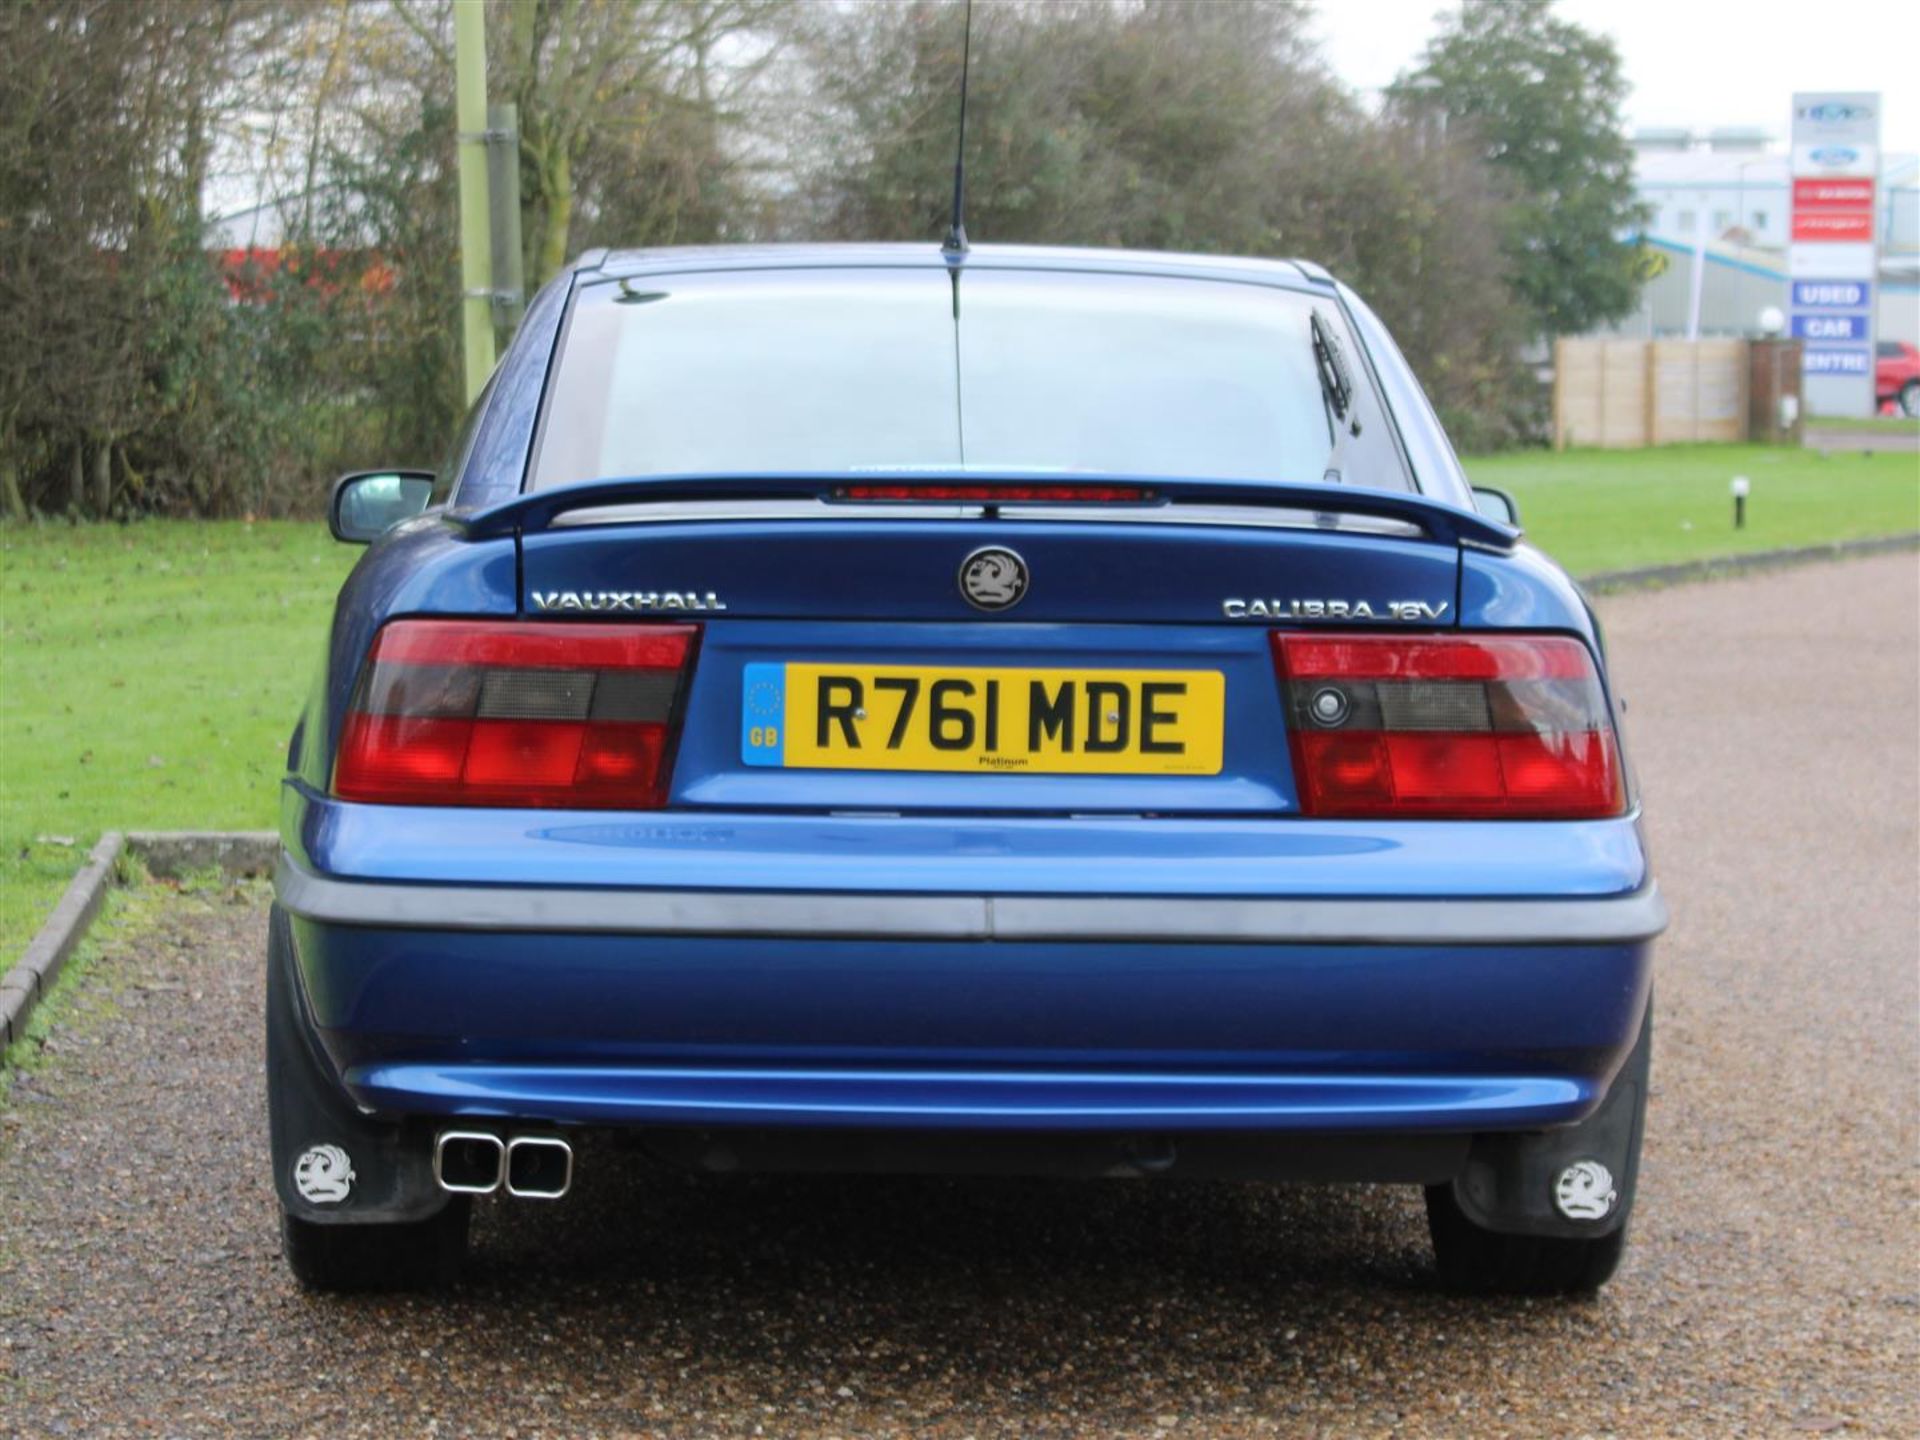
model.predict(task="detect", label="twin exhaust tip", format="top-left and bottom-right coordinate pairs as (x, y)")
top-left (434, 1130), bottom-right (573, 1199)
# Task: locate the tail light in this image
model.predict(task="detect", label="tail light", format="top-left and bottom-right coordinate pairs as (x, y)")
top-left (1271, 632), bottom-right (1625, 819)
top-left (334, 621), bottom-right (698, 808)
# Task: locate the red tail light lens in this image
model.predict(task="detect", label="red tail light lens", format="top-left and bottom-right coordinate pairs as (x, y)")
top-left (1272, 633), bottom-right (1625, 819)
top-left (335, 621), bottom-right (697, 808)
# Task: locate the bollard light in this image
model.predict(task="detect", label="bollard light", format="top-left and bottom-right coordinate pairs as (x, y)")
top-left (1730, 476), bottom-right (1750, 529)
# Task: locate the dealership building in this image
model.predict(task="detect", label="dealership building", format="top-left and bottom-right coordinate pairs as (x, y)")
top-left (1607, 127), bottom-right (1917, 343)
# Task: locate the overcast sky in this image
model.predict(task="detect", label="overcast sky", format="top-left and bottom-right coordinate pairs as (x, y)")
top-left (1311, 0), bottom-right (1920, 156)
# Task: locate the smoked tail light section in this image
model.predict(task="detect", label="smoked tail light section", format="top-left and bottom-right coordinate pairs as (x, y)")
top-left (334, 621), bottom-right (699, 808)
top-left (1271, 633), bottom-right (1625, 819)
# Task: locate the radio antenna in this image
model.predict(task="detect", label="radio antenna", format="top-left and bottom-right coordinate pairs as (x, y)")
top-left (942, 0), bottom-right (974, 254)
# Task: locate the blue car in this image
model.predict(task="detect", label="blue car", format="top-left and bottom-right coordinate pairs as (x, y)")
top-left (270, 244), bottom-right (1664, 1294)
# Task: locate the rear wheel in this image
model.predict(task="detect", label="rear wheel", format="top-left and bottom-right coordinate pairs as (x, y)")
top-left (1425, 1185), bottom-right (1627, 1294)
top-left (1901, 381), bottom-right (1919, 418)
top-left (281, 1197), bottom-right (470, 1292)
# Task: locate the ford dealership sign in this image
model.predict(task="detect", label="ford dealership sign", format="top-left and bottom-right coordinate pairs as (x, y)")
top-left (1789, 92), bottom-right (1879, 416)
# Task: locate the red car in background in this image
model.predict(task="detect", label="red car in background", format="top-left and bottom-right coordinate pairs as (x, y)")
top-left (1878, 341), bottom-right (1920, 416)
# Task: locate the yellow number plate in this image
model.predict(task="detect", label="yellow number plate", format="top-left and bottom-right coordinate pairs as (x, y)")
top-left (740, 663), bottom-right (1225, 775)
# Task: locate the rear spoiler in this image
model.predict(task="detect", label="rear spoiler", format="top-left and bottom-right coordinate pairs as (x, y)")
top-left (454, 473), bottom-right (1520, 550)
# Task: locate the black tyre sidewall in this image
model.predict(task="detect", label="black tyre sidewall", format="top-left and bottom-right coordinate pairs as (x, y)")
top-left (281, 1197), bottom-right (471, 1292)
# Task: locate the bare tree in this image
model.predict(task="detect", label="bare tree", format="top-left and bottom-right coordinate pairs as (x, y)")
top-left (0, 0), bottom-right (1563, 523)
top-left (485, 0), bottom-right (785, 282)
top-left (785, 0), bottom-right (1533, 443)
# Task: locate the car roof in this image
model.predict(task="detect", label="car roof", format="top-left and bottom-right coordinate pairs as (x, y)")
top-left (577, 242), bottom-right (1336, 294)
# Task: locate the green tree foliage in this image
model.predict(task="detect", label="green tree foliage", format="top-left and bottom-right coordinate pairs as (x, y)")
top-left (0, 1), bottom-right (365, 518)
top-left (302, 1), bottom-right (466, 469)
top-left (790, 0), bottom-right (1335, 250)
top-left (1398, 0), bottom-right (1648, 338)
top-left (490, 0), bottom-right (780, 284)
top-left (1, 0), bottom-right (1649, 520)
top-left (789, 0), bottom-right (1536, 447)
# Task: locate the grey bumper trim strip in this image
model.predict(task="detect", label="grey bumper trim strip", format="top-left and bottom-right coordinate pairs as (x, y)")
top-left (275, 855), bottom-right (1666, 947)
top-left (991, 889), bottom-right (1666, 944)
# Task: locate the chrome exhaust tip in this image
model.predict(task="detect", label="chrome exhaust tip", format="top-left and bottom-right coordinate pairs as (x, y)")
top-left (434, 1130), bottom-right (505, 1194)
top-left (505, 1135), bottom-right (573, 1200)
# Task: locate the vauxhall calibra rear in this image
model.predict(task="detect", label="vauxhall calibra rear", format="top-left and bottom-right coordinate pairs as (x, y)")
top-left (270, 245), bottom-right (1663, 1295)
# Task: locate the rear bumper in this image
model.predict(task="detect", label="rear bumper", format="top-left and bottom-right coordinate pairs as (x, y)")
top-left (275, 850), bottom-right (1661, 1135)
top-left (276, 854), bottom-right (1667, 946)
top-left (337, 1060), bottom-right (1604, 1132)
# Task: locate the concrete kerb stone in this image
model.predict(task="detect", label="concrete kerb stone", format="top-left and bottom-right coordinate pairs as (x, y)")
top-left (1, 833), bottom-right (124, 1050)
top-left (1, 830), bottom-right (275, 1051)
top-left (1578, 532), bottom-right (1919, 594)
top-left (125, 830), bottom-right (279, 881)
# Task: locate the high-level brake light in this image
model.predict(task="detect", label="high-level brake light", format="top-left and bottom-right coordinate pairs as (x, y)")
top-left (334, 621), bottom-right (697, 808)
top-left (834, 483), bottom-right (1152, 503)
top-left (1271, 633), bottom-right (1625, 819)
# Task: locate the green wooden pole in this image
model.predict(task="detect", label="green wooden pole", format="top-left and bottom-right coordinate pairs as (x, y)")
top-left (454, 0), bottom-right (495, 404)
top-left (486, 102), bottom-right (526, 345)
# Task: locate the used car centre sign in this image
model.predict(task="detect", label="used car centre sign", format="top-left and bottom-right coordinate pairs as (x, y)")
top-left (1789, 92), bottom-right (1880, 416)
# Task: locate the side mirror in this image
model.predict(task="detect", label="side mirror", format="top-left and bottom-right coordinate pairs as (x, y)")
top-left (329, 470), bottom-right (435, 543)
top-left (1470, 485), bottom-right (1520, 527)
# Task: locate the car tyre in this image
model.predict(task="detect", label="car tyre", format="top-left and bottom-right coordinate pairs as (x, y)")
top-left (1901, 381), bottom-right (1919, 419)
top-left (1424, 1184), bottom-right (1628, 1295)
top-left (280, 1196), bottom-right (471, 1292)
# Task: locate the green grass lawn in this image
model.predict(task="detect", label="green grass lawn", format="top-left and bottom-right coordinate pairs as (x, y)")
top-left (2, 442), bottom-right (1917, 959)
top-left (1805, 414), bottom-right (1920, 435)
top-left (1473, 443), bottom-right (1918, 576)
top-left (2, 523), bottom-right (356, 955)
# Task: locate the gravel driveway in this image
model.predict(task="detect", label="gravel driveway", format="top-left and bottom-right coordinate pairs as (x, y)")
top-left (3, 553), bottom-right (1915, 1439)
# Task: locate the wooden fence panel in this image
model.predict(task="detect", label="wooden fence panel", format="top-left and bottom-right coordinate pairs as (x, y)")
top-left (1554, 338), bottom-right (1751, 449)
top-left (1649, 339), bottom-right (1748, 445)
top-left (1553, 339), bottom-right (1650, 449)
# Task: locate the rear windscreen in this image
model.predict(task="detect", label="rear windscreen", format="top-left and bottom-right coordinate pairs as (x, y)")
top-left (531, 266), bottom-right (1410, 491)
